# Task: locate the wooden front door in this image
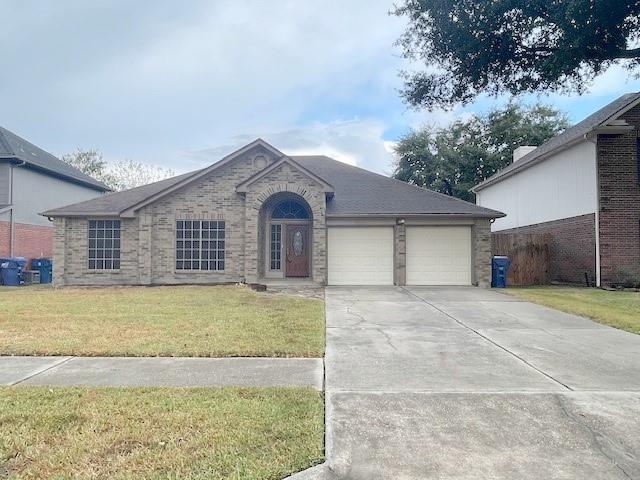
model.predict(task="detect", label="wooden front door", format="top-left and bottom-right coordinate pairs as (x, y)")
top-left (285, 224), bottom-right (310, 277)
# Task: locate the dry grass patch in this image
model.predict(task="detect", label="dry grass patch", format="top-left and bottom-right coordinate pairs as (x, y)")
top-left (0, 386), bottom-right (324, 480)
top-left (0, 285), bottom-right (324, 357)
top-left (506, 286), bottom-right (640, 334)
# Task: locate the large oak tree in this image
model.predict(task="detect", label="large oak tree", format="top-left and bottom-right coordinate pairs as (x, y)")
top-left (394, 0), bottom-right (640, 109)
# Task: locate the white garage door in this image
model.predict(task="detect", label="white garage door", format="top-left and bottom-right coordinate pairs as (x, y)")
top-left (328, 227), bottom-right (394, 285)
top-left (406, 226), bottom-right (472, 285)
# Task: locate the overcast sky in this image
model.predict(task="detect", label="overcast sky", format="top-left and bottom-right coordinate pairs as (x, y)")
top-left (3, 0), bottom-right (639, 176)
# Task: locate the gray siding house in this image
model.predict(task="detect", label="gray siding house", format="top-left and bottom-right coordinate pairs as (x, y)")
top-left (44, 140), bottom-right (503, 287)
top-left (0, 126), bottom-right (109, 260)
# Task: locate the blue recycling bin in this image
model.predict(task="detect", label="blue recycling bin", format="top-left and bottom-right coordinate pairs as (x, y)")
top-left (0, 258), bottom-right (22, 286)
top-left (491, 256), bottom-right (511, 288)
top-left (32, 258), bottom-right (53, 284)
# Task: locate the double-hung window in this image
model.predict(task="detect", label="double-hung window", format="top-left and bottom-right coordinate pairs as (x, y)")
top-left (176, 220), bottom-right (225, 271)
top-left (88, 220), bottom-right (121, 270)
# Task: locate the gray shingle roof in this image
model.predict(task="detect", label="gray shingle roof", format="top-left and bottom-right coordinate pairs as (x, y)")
top-left (0, 126), bottom-right (109, 191)
top-left (295, 156), bottom-right (503, 217)
top-left (43, 147), bottom-right (504, 218)
top-left (473, 92), bottom-right (640, 192)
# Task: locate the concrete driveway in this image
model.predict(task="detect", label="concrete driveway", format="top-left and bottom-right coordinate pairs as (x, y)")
top-left (322, 286), bottom-right (640, 480)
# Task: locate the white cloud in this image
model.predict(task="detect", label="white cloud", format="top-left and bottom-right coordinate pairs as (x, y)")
top-left (187, 119), bottom-right (396, 175)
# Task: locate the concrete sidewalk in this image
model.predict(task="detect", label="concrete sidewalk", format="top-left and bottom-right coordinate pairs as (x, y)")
top-left (0, 356), bottom-right (323, 389)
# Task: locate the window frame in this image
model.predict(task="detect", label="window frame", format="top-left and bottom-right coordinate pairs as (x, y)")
top-left (271, 200), bottom-right (310, 219)
top-left (87, 218), bottom-right (121, 271)
top-left (175, 219), bottom-right (226, 272)
top-left (269, 223), bottom-right (283, 271)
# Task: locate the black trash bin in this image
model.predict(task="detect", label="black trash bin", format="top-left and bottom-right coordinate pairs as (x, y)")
top-left (491, 256), bottom-right (511, 288)
top-left (32, 258), bottom-right (53, 284)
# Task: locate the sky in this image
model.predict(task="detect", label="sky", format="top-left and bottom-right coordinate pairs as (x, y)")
top-left (2, 0), bottom-right (640, 176)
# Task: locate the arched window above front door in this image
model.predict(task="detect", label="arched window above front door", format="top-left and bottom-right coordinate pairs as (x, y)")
top-left (271, 200), bottom-right (310, 219)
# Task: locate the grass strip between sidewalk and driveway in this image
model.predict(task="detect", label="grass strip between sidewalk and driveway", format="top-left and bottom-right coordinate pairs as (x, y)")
top-left (0, 285), bottom-right (324, 357)
top-left (505, 286), bottom-right (640, 334)
top-left (0, 386), bottom-right (324, 480)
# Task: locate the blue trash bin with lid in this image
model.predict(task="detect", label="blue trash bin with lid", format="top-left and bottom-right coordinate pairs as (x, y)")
top-left (32, 258), bottom-right (53, 284)
top-left (0, 258), bottom-right (22, 286)
top-left (491, 256), bottom-right (511, 288)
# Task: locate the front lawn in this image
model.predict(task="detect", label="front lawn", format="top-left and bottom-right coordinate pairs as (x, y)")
top-left (0, 386), bottom-right (324, 479)
top-left (0, 285), bottom-right (324, 357)
top-left (505, 286), bottom-right (640, 334)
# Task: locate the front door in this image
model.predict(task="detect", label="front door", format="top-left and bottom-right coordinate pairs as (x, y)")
top-left (285, 224), bottom-right (310, 277)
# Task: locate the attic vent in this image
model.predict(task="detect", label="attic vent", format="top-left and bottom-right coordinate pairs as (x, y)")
top-left (513, 146), bottom-right (537, 162)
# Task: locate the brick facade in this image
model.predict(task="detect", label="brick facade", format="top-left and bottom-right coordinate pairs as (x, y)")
top-left (53, 145), bottom-right (494, 287)
top-left (0, 220), bottom-right (53, 262)
top-left (54, 147), bottom-right (335, 286)
top-left (493, 214), bottom-right (596, 284)
top-left (597, 105), bottom-right (640, 286)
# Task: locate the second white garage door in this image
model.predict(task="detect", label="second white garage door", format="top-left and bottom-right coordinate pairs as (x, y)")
top-left (328, 227), bottom-right (394, 285)
top-left (406, 226), bottom-right (472, 285)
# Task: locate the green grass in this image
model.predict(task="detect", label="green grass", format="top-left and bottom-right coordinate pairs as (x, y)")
top-left (505, 286), bottom-right (640, 334)
top-left (0, 285), bottom-right (324, 357)
top-left (0, 386), bottom-right (324, 480)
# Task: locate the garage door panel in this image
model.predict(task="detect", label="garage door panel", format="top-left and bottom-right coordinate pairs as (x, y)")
top-left (406, 226), bottom-right (472, 285)
top-left (328, 227), bottom-right (394, 285)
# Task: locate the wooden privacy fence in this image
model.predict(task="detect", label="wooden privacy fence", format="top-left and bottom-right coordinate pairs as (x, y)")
top-left (492, 232), bottom-right (551, 286)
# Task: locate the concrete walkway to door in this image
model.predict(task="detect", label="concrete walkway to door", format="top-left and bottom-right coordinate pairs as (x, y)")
top-left (309, 286), bottom-right (640, 480)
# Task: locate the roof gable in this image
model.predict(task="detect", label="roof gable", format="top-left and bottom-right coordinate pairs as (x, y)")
top-left (119, 139), bottom-right (284, 217)
top-left (236, 156), bottom-right (334, 193)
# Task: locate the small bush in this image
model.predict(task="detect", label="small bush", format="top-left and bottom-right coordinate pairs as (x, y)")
top-left (612, 266), bottom-right (640, 289)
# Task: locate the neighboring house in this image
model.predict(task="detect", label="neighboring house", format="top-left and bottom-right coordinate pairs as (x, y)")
top-left (0, 126), bottom-right (109, 260)
top-left (44, 139), bottom-right (503, 287)
top-left (473, 92), bottom-right (640, 287)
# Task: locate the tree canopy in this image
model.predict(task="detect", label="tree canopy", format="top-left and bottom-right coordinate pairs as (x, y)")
top-left (393, 0), bottom-right (640, 109)
top-left (62, 149), bottom-right (174, 191)
top-left (392, 102), bottom-right (569, 201)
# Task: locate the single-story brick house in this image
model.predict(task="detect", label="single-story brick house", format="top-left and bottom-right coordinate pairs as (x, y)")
top-left (0, 126), bottom-right (109, 260)
top-left (473, 92), bottom-right (640, 287)
top-left (44, 139), bottom-right (503, 287)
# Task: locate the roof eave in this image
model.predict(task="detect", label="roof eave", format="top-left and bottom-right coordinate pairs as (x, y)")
top-left (326, 212), bottom-right (505, 219)
top-left (40, 211), bottom-right (122, 218)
